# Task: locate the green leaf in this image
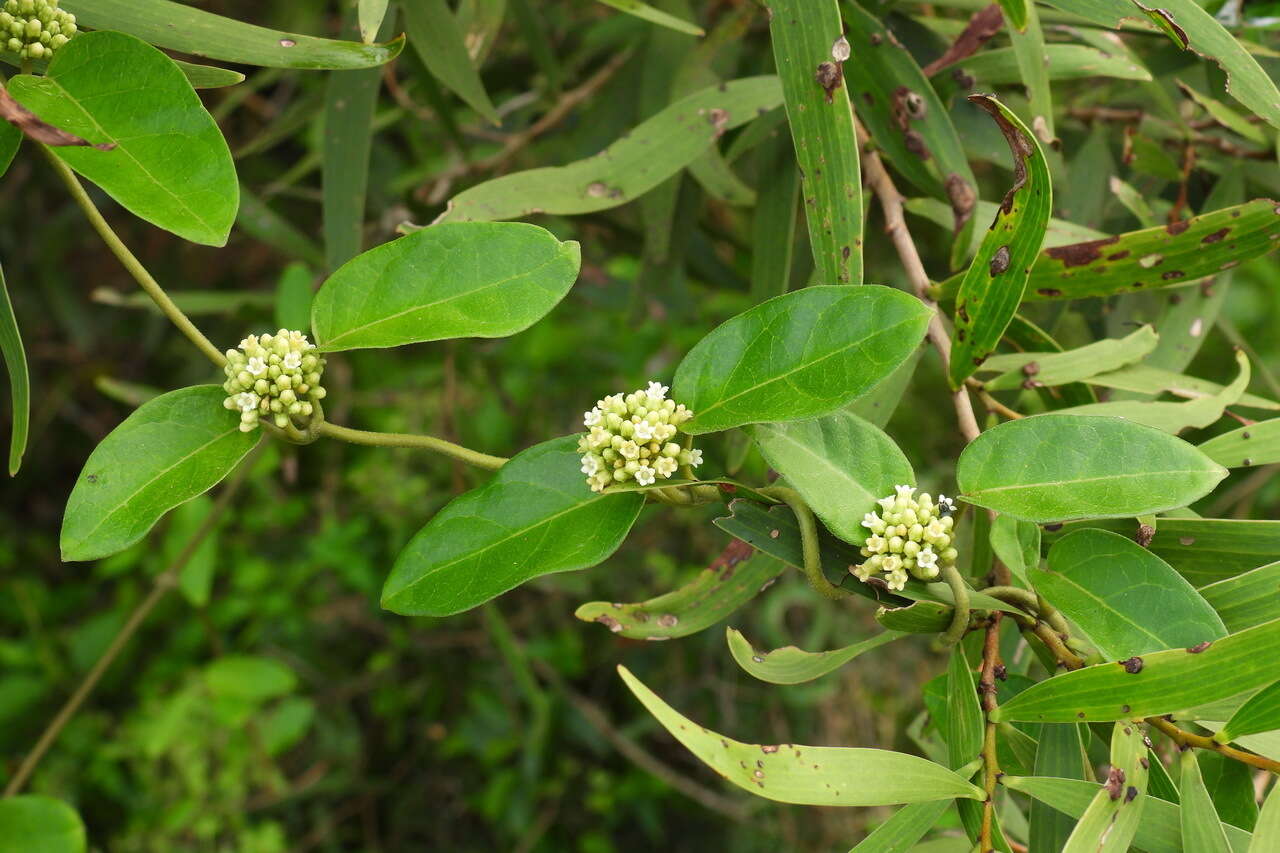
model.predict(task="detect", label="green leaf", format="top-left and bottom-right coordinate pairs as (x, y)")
top-left (274, 263), bottom-right (314, 333)
top-left (1254, 779), bottom-right (1280, 852)
top-left (1202, 419), bottom-right (1280, 469)
top-left (204, 655), bottom-right (296, 702)
top-left (0, 796), bottom-right (86, 853)
top-left (403, 0), bottom-right (499, 125)
top-left (1218, 680), bottom-right (1280, 743)
top-left (0, 260), bottom-right (28, 475)
top-left (979, 325), bottom-right (1157, 392)
top-left (617, 665), bottom-right (985, 805)
top-left (574, 551), bottom-right (786, 640)
top-left (236, 185), bottom-right (326, 267)
top-left (726, 626), bottom-right (902, 685)
top-left (62, 0), bottom-right (404, 69)
top-left (60, 386), bottom-right (260, 562)
top-left (749, 131), bottom-right (801, 300)
top-left (9, 31), bottom-right (238, 246)
top-left (947, 44), bottom-right (1152, 86)
top-left (945, 646), bottom-right (983, 770)
top-left (948, 95), bottom-right (1052, 388)
top-left (597, 0), bottom-right (704, 35)
top-left (875, 599), bottom-right (952, 633)
top-left (847, 800), bottom-right (951, 853)
top-left (673, 285), bottom-right (932, 434)
top-left (1029, 724), bottom-right (1086, 853)
top-left (358, 0), bottom-right (391, 43)
top-left (956, 414), bottom-right (1228, 523)
top-left (383, 437), bottom-right (643, 616)
top-left (311, 223), bottom-right (581, 351)
top-left (92, 287), bottom-right (273, 316)
top-left (767, 0), bottom-right (862, 283)
top-left (989, 515), bottom-right (1040, 585)
top-left (1086, 364), bottom-right (1280, 413)
top-left (1034, 528), bottom-right (1227, 660)
top-left (437, 77), bottom-right (782, 222)
top-left (161, 496), bottom-right (219, 608)
top-left (174, 60), bottom-right (246, 89)
top-left (990, 617), bottom-right (1280, 723)
top-left (1006, 2), bottom-right (1054, 143)
top-left (1061, 723), bottom-right (1148, 853)
top-left (934, 199), bottom-right (1280, 302)
top-left (748, 411), bottom-right (914, 545)
top-left (996, 0), bottom-right (1029, 31)
top-left (1201, 560), bottom-right (1280, 633)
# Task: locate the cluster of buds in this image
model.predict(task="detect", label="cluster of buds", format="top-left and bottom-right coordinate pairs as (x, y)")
top-left (577, 381), bottom-right (702, 492)
top-left (1, 0), bottom-right (77, 59)
top-left (221, 330), bottom-right (327, 433)
top-left (851, 485), bottom-right (958, 592)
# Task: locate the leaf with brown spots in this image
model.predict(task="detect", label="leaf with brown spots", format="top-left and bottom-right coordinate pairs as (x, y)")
top-left (947, 95), bottom-right (1052, 389)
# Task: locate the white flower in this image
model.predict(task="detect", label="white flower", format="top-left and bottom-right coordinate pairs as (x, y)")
top-left (584, 409), bottom-right (602, 427)
top-left (887, 568), bottom-right (908, 591)
top-left (865, 534), bottom-right (887, 554)
top-left (247, 356), bottom-right (267, 376)
top-left (916, 547), bottom-right (938, 571)
top-left (646, 381), bottom-right (669, 402)
top-left (581, 455), bottom-right (600, 476)
top-left (655, 456), bottom-right (678, 478)
top-left (685, 448), bottom-right (703, 467)
top-left (634, 420), bottom-right (655, 441)
top-left (862, 511), bottom-right (884, 531)
top-left (938, 495), bottom-right (955, 514)
top-left (852, 564), bottom-right (873, 582)
top-left (881, 554), bottom-right (903, 573)
top-left (619, 440), bottom-right (640, 460)
top-left (926, 518), bottom-right (947, 539)
top-left (895, 484), bottom-right (916, 500)
top-left (283, 351), bottom-right (302, 370)
top-left (635, 465), bottom-right (656, 486)
top-left (288, 330), bottom-right (310, 348)
top-left (234, 392), bottom-right (259, 413)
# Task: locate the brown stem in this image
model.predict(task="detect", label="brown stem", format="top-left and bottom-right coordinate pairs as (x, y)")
top-left (966, 379), bottom-right (1024, 421)
top-left (1147, 716), bottom-right (1280, 775)
top-left (978, 613), bottom-right (1004, 852)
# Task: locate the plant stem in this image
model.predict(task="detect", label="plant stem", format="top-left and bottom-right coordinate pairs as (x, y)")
top-left (938, 564), bottom-right (971, 646)
top-left (3, 446), bottom-right (259, 797)
top-left (978, 613), bottom-right (1004, 853)
top-left (41, 147), bottom-right (227, 368)
top-left (1146, 716), bottom-right (1280, 775)
top-left (316, 421), bottom-right (508, 470)
top-left (759, 486), bottom-right (845, 601)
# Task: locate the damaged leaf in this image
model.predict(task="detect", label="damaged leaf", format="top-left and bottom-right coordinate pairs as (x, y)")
top-left (725, 627), bottom-right (902, 684)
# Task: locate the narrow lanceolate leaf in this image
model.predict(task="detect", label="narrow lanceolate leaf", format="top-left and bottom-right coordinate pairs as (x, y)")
top-left (382, 437), bottom-right (643, 616)
top-left (174, 61), bottom-right (246, 89)
top-left (597, 0), bottom-right (704, 35)
top-left (996, 0), bottom-right (1028, 30)
top-left (1218, 680), bottom-right (1280, 743)
top-left (0, 795), bottom-right (86, 853)
top-left (947, 44), bottom-right (1152, 86)
top-left (945, 646), bottom-right (983, 770)
top-left (934, 199), bottom-right (1280, 302)
top-left (1201, 561), bottom-right (1280, 633)
top-left (617, 666), bottom-right (985, 804)
top-left (991, 618), bottom-right (1280, 723)
top-left (1179, 751), bottom-right (1233, 853)
top-left (726, 627), bottom-right (902, 685)
top-left (847, 799), bottom-right (951, 853)
top-left (62, 0), bottom-right (404, 69)
top-left (1087, 364), bottom-right (1280, 413)
top-left (1201, 419), bottom-right (1280, 468)
top-left (1006, 2), bottom-right (1054, 143)
top-left (673, 285), bottom-right (931, 434)
top-left (748, 411), bottom-right (914, 545)
top-left (1255, 779), bottom-right (1280, 852)
top-left (1034, 529), bottom-right (1227, 661)
top-left (358, 0), bottom-right (391, 43)
top-left (60, 386), bottom-right (260, 562)
top-left (979, 325), bottom-right (1157, 392)
top-left (312, 223), bottom-right (581, 351)
top-left (956, 414), bottom-right (1228, 523)
top-left (8, 32), bottom-right (238, 246)
top-left (1061, 723), bottom-right (1148, 853)
top-left (574, 550), bottom-right (786, 640)
top-left (0, 261), bottom-right (28, 475)
top-left (767, 0), bottom-right (862, 283)
top-left (948, 95), bottom-right (1051, 389)
top-left (839, 1), bottom-right (978, 257)
top-left (1029, 724), bottom-right (1086, 853)
top-left (436, 77), bottom-right (782, 222)
top-left (402, 0), bottom-right (499, 125)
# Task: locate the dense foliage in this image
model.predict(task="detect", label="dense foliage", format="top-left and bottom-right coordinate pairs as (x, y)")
top-left (2, 0), bottom-right (1280, 850)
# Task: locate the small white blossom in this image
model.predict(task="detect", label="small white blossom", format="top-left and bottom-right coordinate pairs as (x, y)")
top-left (865, 534), bottom-right (887, 554)
top-left (246, 357), bottom-right (267, 376)
top-left (895, 484), bottom-right (916, 500)
top-left (234, 392), bottom-right (259, 413)
top-left (584, 409), bottom-right (603, 427)
top-left (581, 455), bottom-right (600, 476)
top-left (850, 487), bottom-right (960, 588)
top-left (646, 381), bottom-right (669, 402)
top-left (877, 494), bottom-right (896, 512)
top-left (575, 382), bottom-right (698, 491)
top-left (283, 351), bottom-right (302, 370)
top-left (886, 568), bottom-right (908, 591)
top-left (655, 456), bottom-right (678, 478)
top-left (685, 448), bottom-right (703, 467)
top-left (916, 548), bottom-right (938, 571)
top-left (222, 329), bottom-right (326, 432)
top-left (634, 465), bottom-right (656, 486)
top-left (634, 420), bottom-right (655, 441)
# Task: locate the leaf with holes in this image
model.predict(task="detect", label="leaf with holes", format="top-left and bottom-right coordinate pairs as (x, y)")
top-left (725, 627), bottom-right (902, 685)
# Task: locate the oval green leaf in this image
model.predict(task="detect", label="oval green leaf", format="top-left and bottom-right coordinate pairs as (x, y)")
top-left (9, 31), bottom-right (238, 246)
top-left (1035, 528), bottom-right (1227, 661)
top-left (617, 665), bottom-right (985, 805)
top-left (63, 0), bottom-right (404, 69)
top-left (60, 385), bottom-right (260, 562)
top-left (990, 617), bottom-right (1280, 723)
top-left (311, 223), bottom-right (581, 351)
top-left (674, 285), bottom-right (932, 434)
top-left (749, 411), bottom-right (914, 545)
top-left (382, 436), bottom-right (644, 616)
top-left (0, 796), bottom-right (86, 853)
top-left (956, 414), bottom-right (1228, 522)
top-left (726, 626), bottom-right (902, 685)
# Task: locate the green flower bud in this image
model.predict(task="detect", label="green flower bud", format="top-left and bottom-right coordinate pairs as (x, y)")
top-left (851, 486), bottom-right (959, 588)
top-left (577, 382), bottom-right (702, 493)
top-left (221, 329), bottom-right (325, 432)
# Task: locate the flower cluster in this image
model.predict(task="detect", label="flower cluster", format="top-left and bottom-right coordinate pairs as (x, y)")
top-left (850, 485), bottom-right (958, 592)
top-left (577, 382), bottom-right (702, 492)
top-left (0, 0), bottom-right (77, 60)
top-left (221, 330), bottom-right (327, 433)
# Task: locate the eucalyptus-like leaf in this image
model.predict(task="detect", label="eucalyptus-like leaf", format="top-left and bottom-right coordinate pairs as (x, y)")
top-left (979, 325), bottom-right (1157, 391)
top-left (311, 223), bottom-right (581, 351)
top-left (990, 617), bottom-right (1280, 723)
top-left (748, 411), bottom-right (913, 545)
top-left (617, 666), bottom-right (985, 805)
top-left (402, 0), bottom-right (499, 124)
top-left (847, 800), bottom-right (951, 853)
top-left (1086, 364), bottom-right (1280, 413)
top-left (382, 437), bottom-right (643, 616)
top-left (574, 551), bottom-right (785, 640)
top-left (1255, 778), bottom-right (1280, 852)
top-left (357, 0), bottom-right (391, 43)
top-left (674, 285), bottom-right (931, 434)
top-left (61, 386), bottom-right (260, 562)
top-left (874, 599), bottom-right (952, 634)
top-left (0, 796), bottom-right (86, 853)
top-left (956, 414), bottom-right (1227, 522)
top-left (725, 627), bottom-right (902, 685)
top-left (1178, 751), bottom-right (1234, 853)
top-left (597, 0), bottom-right (704, 35)
top-left (1218, 679), bottom-right (1280, 743)
top-left (948, 95), bottom-right (1051, 388)
top-left (1061, 723), bottom-right (1148, 853)
top-left (1029, 723), bottom-right (1086, 853)
top-left (945, 646), bottom-right (983, 770)
top-left (948, 44), bottom-right (1151, 85)
top-left (1200, 560), bottom-right (1280, 633)
top-left (1034, 528), bottom-right (1226, 660)
top-left (9, 32), bottom-right (238, 246)
top-left (0, 260), bottom-right (27, 475)
top-left (1201, 418), bottom-right (1280, 469)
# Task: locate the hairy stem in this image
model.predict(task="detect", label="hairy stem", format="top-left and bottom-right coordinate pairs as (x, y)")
top-left (316, 421), bottom-right (508, 471)
top-left (42, 147), bottom-right (227, 368)
top-left (760, 486), bottom-right (845, 601)
top-left (938, 564), bottom-right (971, 646)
